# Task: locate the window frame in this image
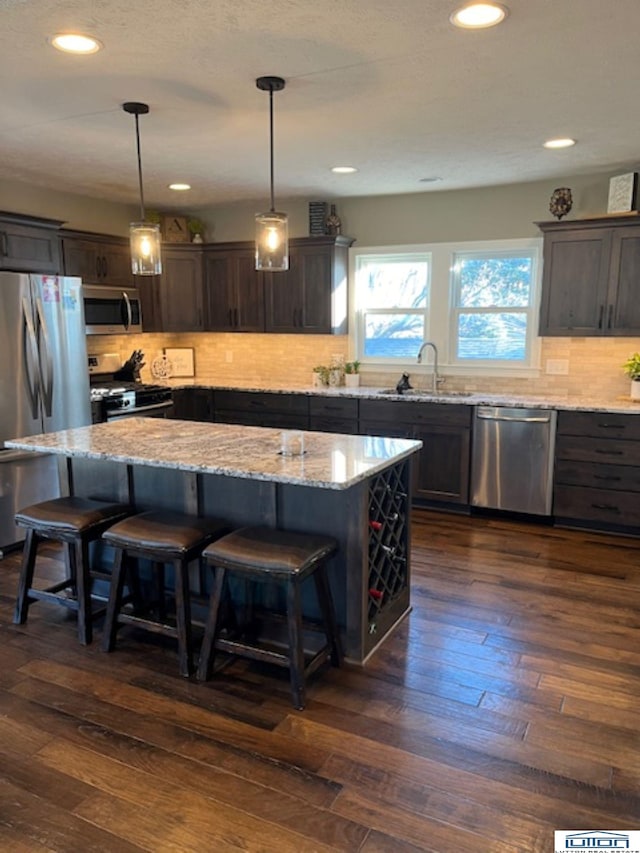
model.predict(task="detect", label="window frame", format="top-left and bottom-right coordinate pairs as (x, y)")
top-left (349, 238), bottom-right (542, 378)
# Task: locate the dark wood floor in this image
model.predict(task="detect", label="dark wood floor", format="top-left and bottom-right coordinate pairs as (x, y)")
top-left (1, 509), bottom-right (639, 852)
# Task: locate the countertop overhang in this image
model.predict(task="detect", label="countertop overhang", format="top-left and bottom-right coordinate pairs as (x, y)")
top-left (6, 419), bottom-right (422, 490)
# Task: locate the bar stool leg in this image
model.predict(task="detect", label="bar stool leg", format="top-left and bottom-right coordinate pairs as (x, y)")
top-left (152, 561), bottom-right (167, 621)
top-left (197, 566), bottom-right (226, 681)
top-left (313, 566), bottom-right (343, 667)
top-left (286, 579), bottom-right (306, 711)
top-left (174, 558), bottom-right (193, 678)
top-left (72, 538), bottom-right (93, 646)
top-left (102, 548), bottom-right (127, 653)
top-left (14, 529), bottom-right (39, 625)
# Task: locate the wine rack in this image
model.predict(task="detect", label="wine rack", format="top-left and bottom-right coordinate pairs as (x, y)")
top-left (367, 459), bottom-right (410, 648)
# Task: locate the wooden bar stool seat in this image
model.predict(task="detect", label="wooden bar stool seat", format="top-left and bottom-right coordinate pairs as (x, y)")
top-left (13, 496), bottom-right (132, 645)
top-left (197, 526), bottom-right (343, 710)
top-left (101, 511), bottom-right (229, 677)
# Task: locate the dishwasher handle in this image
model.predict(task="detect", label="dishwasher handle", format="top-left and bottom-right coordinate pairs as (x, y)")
top-left (476, 410), bottom-right (552, 424)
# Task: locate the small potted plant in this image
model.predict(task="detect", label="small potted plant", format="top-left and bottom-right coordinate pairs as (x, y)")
top-left (187, 217), bottom-right (205, 244)
top-left (623, 352), bottom-right (640, 399)
top-left (312, 365), bottom-right (330, 387)
top-left (344, 360), bottom-right (361, 388)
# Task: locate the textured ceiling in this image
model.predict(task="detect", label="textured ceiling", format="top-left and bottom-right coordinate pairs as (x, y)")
top-left (0, 0), bottom-right (637, 211)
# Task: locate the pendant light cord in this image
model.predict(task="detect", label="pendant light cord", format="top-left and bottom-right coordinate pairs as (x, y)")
top-left (268, 87), bottom-right (275, 213)
top-left (134, 112), bottom-right (146, 221)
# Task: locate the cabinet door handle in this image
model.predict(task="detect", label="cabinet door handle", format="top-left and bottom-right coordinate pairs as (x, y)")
top-left (595, 449), bottom-right (624, 455)
top-left (591, 503), bottom-right (620, 513)
top-left (234, 307), bottom-right (239, 327)
top-left (0, 231), bottom-right (7, 257)
top-left (597, 304), bottom-right (604, 329)
top-left (594, 474), bottom-right (621, 482)
top-left (607, 304), bottom-right (613, 329)
top-left (228, 308), bottom-right (233, 326)
top-left (598, 423), bottom-right (624, 430)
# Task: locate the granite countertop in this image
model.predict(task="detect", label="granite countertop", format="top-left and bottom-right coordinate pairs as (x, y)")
top-left (6, 419), bottom-right (421, 491)
top-left (163, 378), bottom-right (640, 415)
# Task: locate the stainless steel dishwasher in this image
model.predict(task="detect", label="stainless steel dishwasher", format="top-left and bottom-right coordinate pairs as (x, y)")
top-left (471, 406), bottom-right (557, 515)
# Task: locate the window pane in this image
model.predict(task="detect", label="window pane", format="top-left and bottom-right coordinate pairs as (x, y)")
top-left (364, 313), bottom-right (424, 358)
top-left (358, 258), bottom-right (428, 308)
top-left (455, 256), bottom-right (532, 308)
top-left (457, 312), bottom-right (527, 360)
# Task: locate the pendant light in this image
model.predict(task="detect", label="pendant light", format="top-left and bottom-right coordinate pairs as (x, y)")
top-left (123, 101), bottom-right (162, 275)
top-left (255, 76), bottom-right (288, 272)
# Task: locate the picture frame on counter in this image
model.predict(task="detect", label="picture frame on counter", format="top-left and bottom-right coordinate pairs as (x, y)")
top-left (164, 346), bottom-right (195, 377)
top-left (607, 172), bottom-right (639, 214)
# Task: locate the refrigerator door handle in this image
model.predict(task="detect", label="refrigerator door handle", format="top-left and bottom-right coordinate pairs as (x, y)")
top-left (22, 296), bottom-right (41, 419)
top-left (122, 291), bottom-right (132, 330)
top-left (34, 295), bottom-right (54, 417)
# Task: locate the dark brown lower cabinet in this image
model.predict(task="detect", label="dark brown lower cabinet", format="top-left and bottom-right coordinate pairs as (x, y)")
top-left (359, 400), bottom-right (472, 507)
top-left (171, 388), bottom-right (215, 422)
top-left (308, 396), bottom-right (358, 434)
top-left (553, 410), bottom-right (640, 532)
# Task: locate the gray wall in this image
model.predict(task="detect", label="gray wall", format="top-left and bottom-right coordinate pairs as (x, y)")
top-left (0, 169), bottom-right (616, 245)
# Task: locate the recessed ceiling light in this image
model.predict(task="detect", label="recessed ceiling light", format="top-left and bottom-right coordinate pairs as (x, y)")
top-left (543, 138), bottom-right (576, 149)
top-left (331, 166), bottom-right (358, 174)
top-left (450, 3), bottom-right (508, 29)
top-left (49, 33), bottom-right (103, 54)
top-left (419, 177), bottom-right (443, 183)
top-left (169, 183), bottom-right (191, 191)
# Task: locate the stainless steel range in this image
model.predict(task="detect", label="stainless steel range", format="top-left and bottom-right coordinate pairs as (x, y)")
top-left (89, 353), bottom-right (174, 422)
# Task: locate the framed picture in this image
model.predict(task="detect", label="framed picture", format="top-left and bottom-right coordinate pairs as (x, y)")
top-left (164, 347), bottom-right (195, 377)
top-left (607, 173), bottom-right (639, 214)
top-left (161, 215), bottom-right (190, 243)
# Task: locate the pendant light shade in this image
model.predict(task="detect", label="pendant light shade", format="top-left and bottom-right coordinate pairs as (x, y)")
top-left (255, 76), bottom-right (288, 272)
top-left (123, 101), bottom-right (162, 276)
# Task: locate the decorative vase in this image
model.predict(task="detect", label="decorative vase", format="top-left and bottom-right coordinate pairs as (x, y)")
top-left (192, 233), bottom-right (204, 244)
top-left (344, 373), bottom-right (360, 388)
top-left (328, 366), bottom-right (343, 387)
top-left (325, 204), bottom-right (342, 235)
top-left (631, 380), bottom-right (640, 400)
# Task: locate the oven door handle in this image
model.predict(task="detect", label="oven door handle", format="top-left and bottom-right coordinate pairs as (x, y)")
top-left (111, 400), bottom-right (173, 417)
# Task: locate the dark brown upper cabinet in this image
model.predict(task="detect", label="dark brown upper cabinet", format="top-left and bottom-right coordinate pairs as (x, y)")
top-left (538, 216), bottom-right (640, 336)
top-left (60, 230), bottom-right (135, 288)
top-left (204, 235), bottom-right (354, 335)
top-left (0, 211), bottom-right (62, 274)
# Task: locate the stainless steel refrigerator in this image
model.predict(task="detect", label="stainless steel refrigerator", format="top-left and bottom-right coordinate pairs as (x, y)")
top-left (0, 274), bottom-right (90, 555)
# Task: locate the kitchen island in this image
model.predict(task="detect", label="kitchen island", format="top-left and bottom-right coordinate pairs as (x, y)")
top-left (7, 418), bottom-right (422, 662)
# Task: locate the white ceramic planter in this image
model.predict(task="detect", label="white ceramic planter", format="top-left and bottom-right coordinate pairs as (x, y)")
top-left (344, 373), bottom-right (360, 388)
top-left (631, 380), bottom-right (640, 400)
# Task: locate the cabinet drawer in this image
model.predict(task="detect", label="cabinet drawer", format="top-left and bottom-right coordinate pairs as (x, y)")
top-left (359, 399), bottom-right (471, 427)
top-left (359, 420), bottom-right (414, 439)
top-left (309, 416), bottom-right (358, 434)
top-left (215, 410), bottom-right (307, 429)
top-left (555, 434), bottom-right (640, 465)
top-left (557, 410), bottom-right (640, 440)
top-left (554, 484), bottom-right (640, 528)
top-left (214, 391), bottom-right (308, 416)
top-left (555, 459), bottom-right (640, 492)
top-left (309, 396), bottom-right (358, 419)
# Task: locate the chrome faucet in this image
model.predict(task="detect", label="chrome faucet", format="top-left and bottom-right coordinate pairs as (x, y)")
top-left (416, 341), bottom-right (444, 393)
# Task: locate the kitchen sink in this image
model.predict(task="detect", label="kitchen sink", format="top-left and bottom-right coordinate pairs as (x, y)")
top-left (377, 389), bottom-right (473, 397)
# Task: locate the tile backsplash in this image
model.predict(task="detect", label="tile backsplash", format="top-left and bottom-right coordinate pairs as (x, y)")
top-left (87, 333), bottom-right (639, 398)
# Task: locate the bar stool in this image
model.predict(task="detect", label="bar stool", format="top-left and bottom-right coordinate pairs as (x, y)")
top-left (13, 496), bottom-right (132, 645)
top-left (101, 511), bottom-right (229, 677)
top-left (196, 526), bottom-right (343, 710)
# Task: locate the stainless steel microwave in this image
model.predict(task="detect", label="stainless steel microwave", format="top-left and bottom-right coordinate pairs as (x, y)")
top-left (83, 285), bottom-right (143, 334)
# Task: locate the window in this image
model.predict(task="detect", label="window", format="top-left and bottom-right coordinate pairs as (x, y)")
top-left (354, 253), bottom-right (430, 360)
top-left (350, 239), bottom-right (541, 374)
top-left (451, 249), bottom-right (538, 364)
